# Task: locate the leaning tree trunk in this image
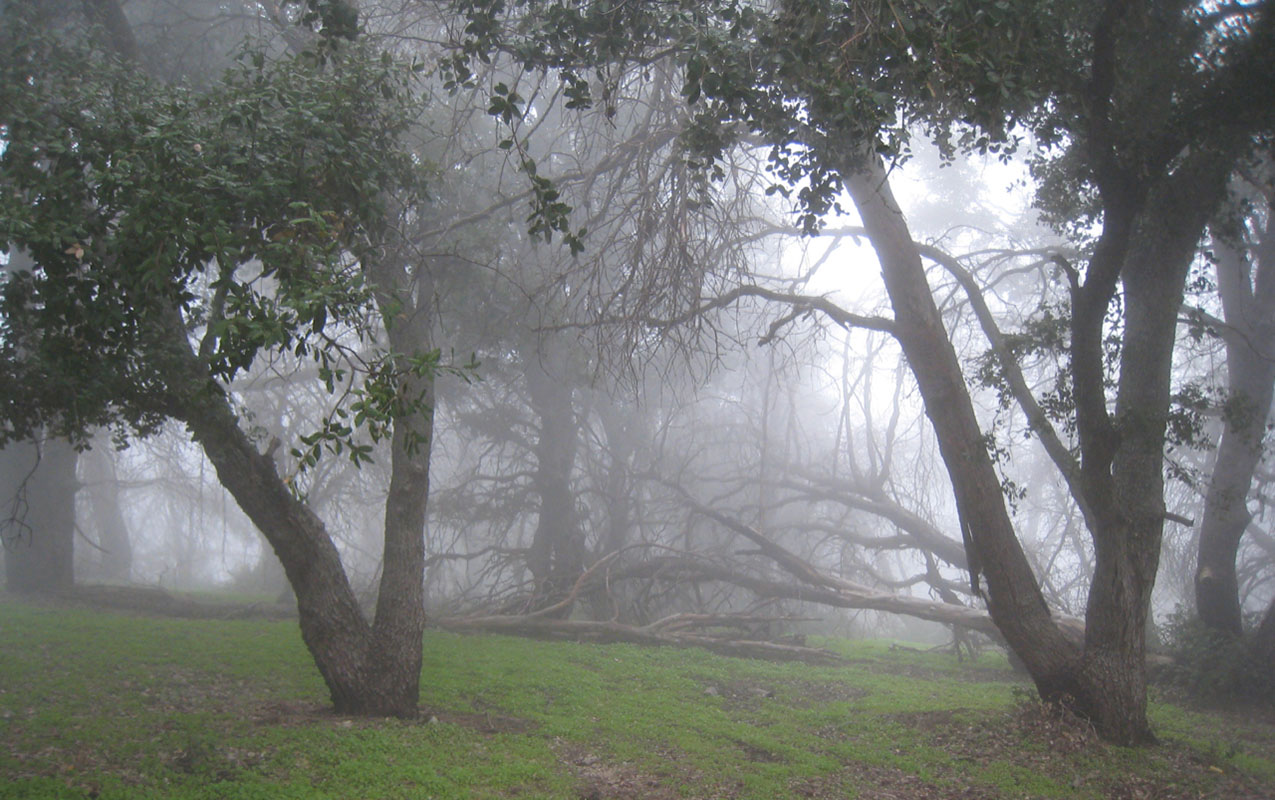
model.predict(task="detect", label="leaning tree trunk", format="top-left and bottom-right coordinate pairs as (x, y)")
top-left (841, 157), bottom-right (1085, 710)
top-left (841, 148), bottom-right (1231, 743)
top-left (159, 306), bottom-right (425, 717)
top-left (2, 435), bottom-right (78, 594)
top-left (170, 375), bottom-right (376, 712)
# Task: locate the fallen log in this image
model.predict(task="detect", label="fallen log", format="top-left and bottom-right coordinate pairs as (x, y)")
top-left (430, 614), bottom-right (846, 665)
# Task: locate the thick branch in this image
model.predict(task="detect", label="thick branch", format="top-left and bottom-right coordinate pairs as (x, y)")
top-left (917, 242), bottom-right (1094, 532)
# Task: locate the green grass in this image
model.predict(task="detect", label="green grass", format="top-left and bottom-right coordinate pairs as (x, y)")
top-left (1, 597), bottom-right (1272, 799)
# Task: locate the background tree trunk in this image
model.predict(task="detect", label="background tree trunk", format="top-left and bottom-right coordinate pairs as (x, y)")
top-left (80, 443), bottom-right (133, 584)
top-left (525, 337), bottom-right (585, 611)
top-left (586, 397), bottom-right (638, 620)
top-left (2, 436), bottom-right (78, 594)
top-left (1196, 187), bottom-right (1275, 636)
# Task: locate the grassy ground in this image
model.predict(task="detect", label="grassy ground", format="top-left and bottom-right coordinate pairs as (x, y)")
top-left (1, 595), bottom-right (1272, 799)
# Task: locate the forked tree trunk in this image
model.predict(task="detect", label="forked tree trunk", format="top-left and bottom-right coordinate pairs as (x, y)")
top-left (82, 0), bottom-right (432, 720)
top-left (161, 302), bottom-right (429, 717)
top-left (1083, 150), bottom-right (1238, 743)
top-left (170, 370), bottom-right (378, 712)
top-left (842, 149), bottom-right (1228, 744)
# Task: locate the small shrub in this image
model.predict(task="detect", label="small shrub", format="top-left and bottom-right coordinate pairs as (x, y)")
top-left (1158, 607), bottom-right (1274, 708)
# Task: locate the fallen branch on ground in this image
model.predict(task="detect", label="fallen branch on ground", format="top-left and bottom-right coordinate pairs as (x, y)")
top-left (430, 613), bottom-right (845, 664)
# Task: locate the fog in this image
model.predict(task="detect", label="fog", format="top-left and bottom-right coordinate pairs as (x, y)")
top-left (2, 0), bottom-right (1273, 720)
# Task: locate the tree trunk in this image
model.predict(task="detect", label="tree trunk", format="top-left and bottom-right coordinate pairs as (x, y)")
top-left (843, 155), bottom-right (1081, 684)
top-left (586, 396), bottom-right (638, 620)
top-left (2, 435), bottom-right (78, 594)
top-left (62, 0), bottom-right (431, 717)
top-left (173, 380), bottom-right (380, 711)
top-left (524, 336), bottom-right (586, 611)
top-left (1196, 189), bottom-right (1275, 636)
top-left (80, 443), bottom-right (133, 583)
top-left (364, 254), bottom-right (438, 719)
top-left (1081, 149), bottom-right (1236, 743)
top-left (1253, 593), bottom-right (1275, 665)
top-left (158, 306), bottom-right (426, 716)
top-left (839, 149), bottom-right (1229, 744)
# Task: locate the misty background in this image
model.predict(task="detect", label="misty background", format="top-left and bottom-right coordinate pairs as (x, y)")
top-left (2, 0), bottom-right (1271, 655)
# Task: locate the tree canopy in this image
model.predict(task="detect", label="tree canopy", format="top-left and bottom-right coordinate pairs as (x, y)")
top-left (0, 14), bottom-right (423, 454)
top-left (441, 0), bottom-right (1275, 744)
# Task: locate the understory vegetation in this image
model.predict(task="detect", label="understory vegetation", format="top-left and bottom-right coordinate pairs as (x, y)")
top-left (1159, 608), bottom-right (1275, 711)
top-left (2, 596), bottom-right (1272, 800)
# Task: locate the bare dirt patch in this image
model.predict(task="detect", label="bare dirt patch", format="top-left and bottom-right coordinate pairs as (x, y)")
top-left (438, 710), bottom-right (538, 734)
top-left (789, 760), bottom-right (1003, 800)
top-left (844, 655), bottom-right (1020, 685)
top-left (731, 738), bottom-right (783, 763)
top-left (554, 739), bottom-right (688, 800)
top-left (783, 678), bottom-right (872, 707)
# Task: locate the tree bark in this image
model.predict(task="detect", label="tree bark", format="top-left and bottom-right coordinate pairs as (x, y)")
top-left (586, 395), bottom-right (638, 619)
top-left (157, 304), bottom-right (425, 716)
top-left (157, 256), bottom-right (437, 718)
top-left (1253, 593), bottom-right (1275, 665)
top-left (80, 443), bottom-right (133, 583)
top-left (1196, 188), bottom-right (1275, 636)
top-left (166, 365), bottom-right (377, 711)
top-left (839, 148), bottom-right (1234, 744)
top-left (364, 253), bottom-right (438, 719)
top-left (1077, 148), bottom-right (1236, 744)
top-left (842, 155), bottom-right (1085, 705)
top-left (2, 436), bottom-right (78, 594)
top-left (524, 336), bottom-right (586, 611)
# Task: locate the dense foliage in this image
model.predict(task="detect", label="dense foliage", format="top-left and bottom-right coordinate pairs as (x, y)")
top-left (0, 18), bottom-right (424, 457)
top-left (1160, 607), bottom-right (1275, 709)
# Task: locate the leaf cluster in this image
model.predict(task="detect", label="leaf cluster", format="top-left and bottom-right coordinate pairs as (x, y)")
top-left (0, 17), bottom-right (425, 449)
top-left (444, 0), bottom-right (1078, 236)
